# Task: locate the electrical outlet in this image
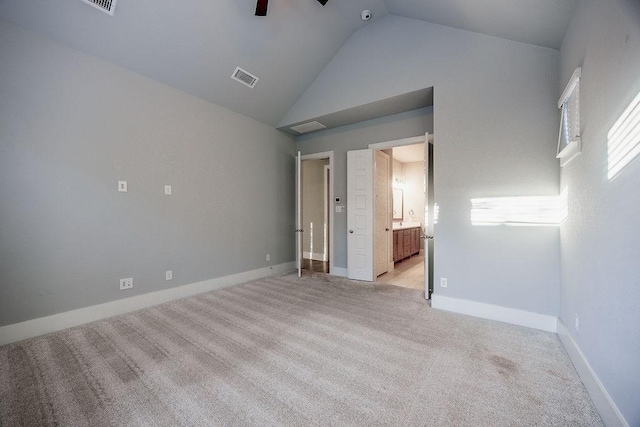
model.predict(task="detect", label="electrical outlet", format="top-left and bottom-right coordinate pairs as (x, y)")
top-left (119, 277), bottom-right (133, 290)
top-left (118, 181), bottom-right (127, 192)
top-left (164, 185), bottom-right (172, 195)
top-left (440, 277), bottom-right (448, 288)
top-left (575, 313), bottom-right (579, 332)
top-left (166, 270), bottom-right (173, 281)
top-left (266, 254), bottom-right (271, 261)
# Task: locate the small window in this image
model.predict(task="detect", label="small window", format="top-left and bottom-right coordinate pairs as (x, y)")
top-left (557, 68), bottom-right (582, 166)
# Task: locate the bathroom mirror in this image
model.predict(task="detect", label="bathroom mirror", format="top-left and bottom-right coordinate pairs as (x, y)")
top-left (393, 189), bottom-right (403, 220)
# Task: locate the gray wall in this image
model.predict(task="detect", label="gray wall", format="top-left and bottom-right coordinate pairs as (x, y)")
top-left (297, 108), bottom-right (433, 270)
top-left (293, 16), bottom-right (561, 316)
top-left (302, 158), bottom-right (329, 258)
top-left (559, 0), bottom-right (640, 424)
top-left (0, 21), bottom-right (296, 327)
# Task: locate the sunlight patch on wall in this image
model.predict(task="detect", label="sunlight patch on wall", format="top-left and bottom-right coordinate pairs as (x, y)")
top-left (608, 90), bottom-right (640, 180)
top-left (471, 190), bottom-right (568, 227)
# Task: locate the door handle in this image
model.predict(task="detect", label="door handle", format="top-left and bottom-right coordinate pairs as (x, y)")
top-left (349, 230), bottom-right (354, 233)
top-left (385, 228), bottom-right (390, 231)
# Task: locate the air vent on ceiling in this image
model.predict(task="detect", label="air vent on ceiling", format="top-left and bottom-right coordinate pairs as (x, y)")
top-left (231, 67), bottom-right (259, 89)
top-left (290, 121), bottom-right (327, 134)
top-left (80, 0), bottom-right (118, 15)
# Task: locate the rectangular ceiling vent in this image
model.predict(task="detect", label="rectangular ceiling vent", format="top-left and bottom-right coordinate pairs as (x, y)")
top-left (290, 121), bottom-right (327, 134)
top-left (80, 0), bottom-right (118, 15)
top-left (231, 67), bottom-right (259, 89)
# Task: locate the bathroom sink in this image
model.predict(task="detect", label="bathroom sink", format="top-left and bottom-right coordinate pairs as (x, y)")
top-left (392, 221), bottom-right (421, 230)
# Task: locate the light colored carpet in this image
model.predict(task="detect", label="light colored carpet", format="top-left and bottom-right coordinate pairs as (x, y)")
top-left (0, 272), bottom-right (603, 426)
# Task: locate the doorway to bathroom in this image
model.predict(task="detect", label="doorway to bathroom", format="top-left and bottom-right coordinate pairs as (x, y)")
top-left (368, 134), bottom-right (434, 298)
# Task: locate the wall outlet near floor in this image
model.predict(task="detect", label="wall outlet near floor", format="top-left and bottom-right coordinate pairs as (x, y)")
top-left (119, 277), bottom-right (133, 290)
top-left (575, 313), bottom-right (579, 332)
top-left (164, 185), bottom-right (172, 195)
top-left (166, 270), bottom-right (173, 281)
top-left (440, 277), bottom-right (448, 288)
top-left (266, 253), bottom-right (271, 261)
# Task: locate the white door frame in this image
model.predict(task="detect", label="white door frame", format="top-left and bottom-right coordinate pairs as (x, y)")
top-left (323, 164), bottom-right (330, 262)
top-left (368, 134), bottom-right (434, 151)
top-left (369, 134), bottom-right (434, 299)
top-left (300, 151), bottom-right (335, 274)
top-left (295, 152), bottom-right (302, 277)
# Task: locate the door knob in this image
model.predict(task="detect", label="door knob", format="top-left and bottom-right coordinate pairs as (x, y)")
top-left (349, 230), bottom-right (354, 233)
top-left (385, 228), bottom-right (390, 231)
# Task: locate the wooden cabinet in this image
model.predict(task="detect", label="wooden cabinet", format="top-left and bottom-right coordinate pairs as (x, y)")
top-left (393, 226), bottom-right (420, 263)
top-left (393, 231), bottom-right (402, 262)
top-left (411, 228), bottom-right (420, 255)
top-left (402, 230), bottom-right (411, 259)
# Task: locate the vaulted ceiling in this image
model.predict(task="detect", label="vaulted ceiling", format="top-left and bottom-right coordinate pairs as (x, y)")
top-left (0, 0), bottom-right (578, 127)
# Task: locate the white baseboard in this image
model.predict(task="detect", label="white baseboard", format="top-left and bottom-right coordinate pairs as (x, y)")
top-left (0, 262), bottom-right (295, 346)
top-left (303, 251), bottom-right (326, 262)
top-left (431, 294), bottom-right (558, 333)
top-left (557, 320), bottom-right (628, 427)
top-left (331, 267), bottom-right (348, 277)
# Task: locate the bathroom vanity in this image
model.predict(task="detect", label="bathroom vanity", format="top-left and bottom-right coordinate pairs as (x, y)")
top-left (392, 222), bottom-right (421, 263)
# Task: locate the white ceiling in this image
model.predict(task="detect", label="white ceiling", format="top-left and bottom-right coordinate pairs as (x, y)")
top-left (0, 0), bottom-right (578, 127)
top-left (0, 0), bottom-right (389, 126)
top-left (280, 88), bottom-right (433, 135)
top-left (385, 0), bottom-right (578, 50)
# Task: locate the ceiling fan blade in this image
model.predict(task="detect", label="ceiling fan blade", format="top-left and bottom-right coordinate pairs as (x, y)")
top-left (255, 0), bottom-right (268, 16)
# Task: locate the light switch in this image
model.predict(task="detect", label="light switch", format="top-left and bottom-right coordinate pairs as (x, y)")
top-left (164, 185), bottom-right (172, 195)
top-left (118, 181), bottom-right (127, 192)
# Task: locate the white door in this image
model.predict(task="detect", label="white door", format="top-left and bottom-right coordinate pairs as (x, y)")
top-left (374, 151), bottom-right (390, 277)
top-left (295, 151), bottom-right (302, 278)
top-left (347, 149), bottom-right (374, 281)
top-left (423, 133), bottom-right (434, 299)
